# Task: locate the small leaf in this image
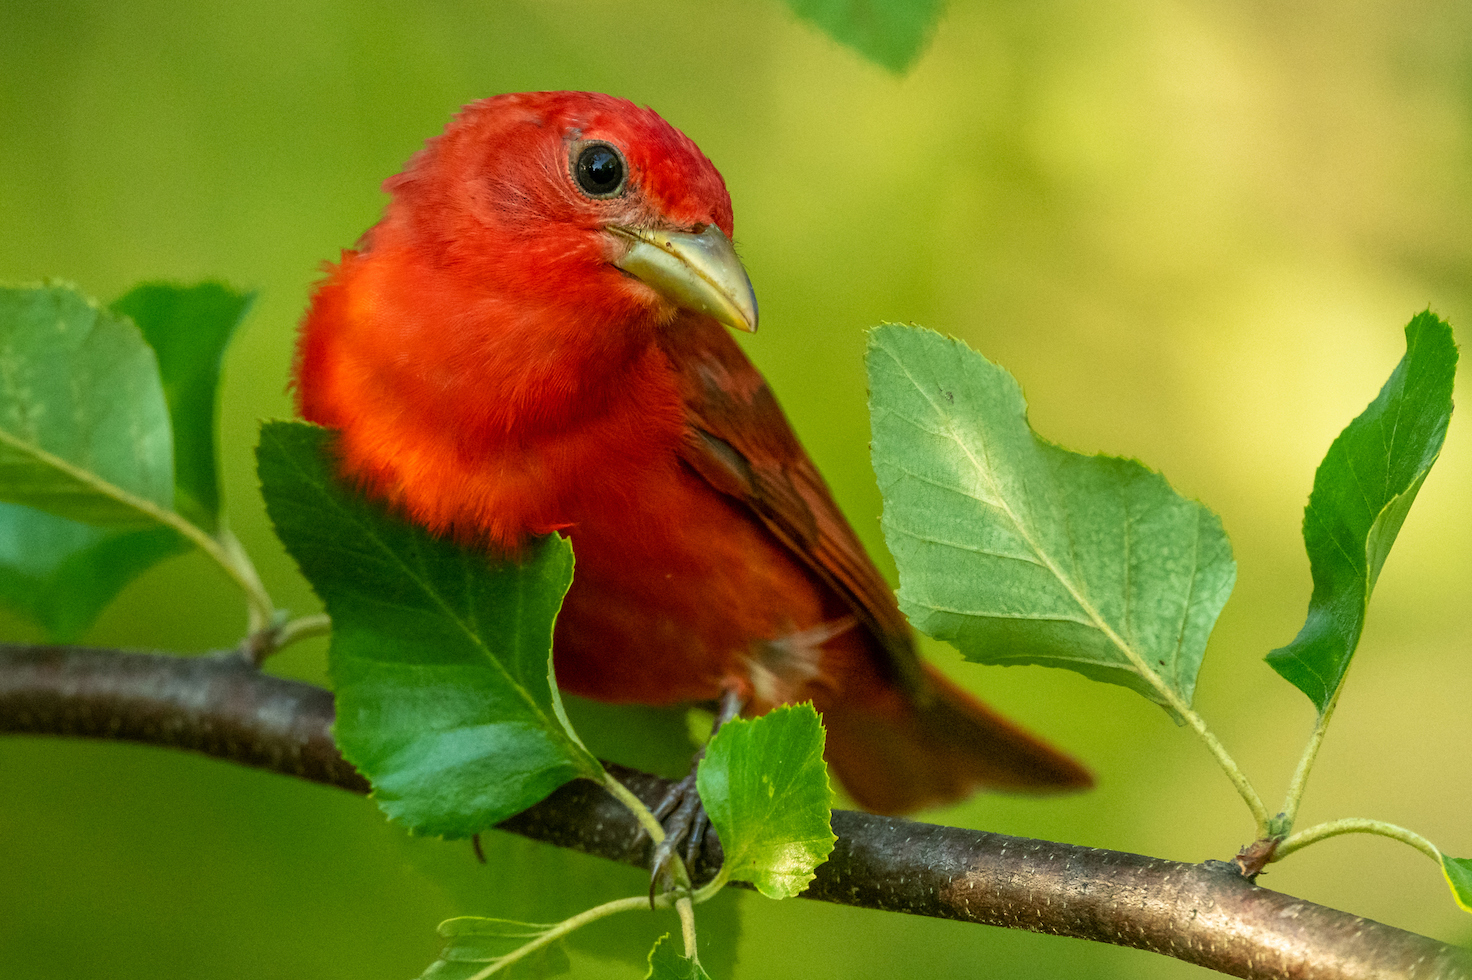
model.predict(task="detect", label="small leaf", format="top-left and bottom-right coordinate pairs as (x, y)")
top-left (645, 934), bottom-right (711, 980)
top-left (0, 283), bottom-right (175, 525)
top-left (112, 281), bottom-right (253, 531)
top-left (1441, 856), bottom-right (1472, 915)
top-left (696, 703), bottom-right (835, 899)
top-left (408, 829), bottom-right (744, 979)
top-left (867, 324), bottom-right (1235, 711)
top-left (420, 918), bottom-right (570, 980)
top-left (783, 0), bottom-right (945, 74)
top-left (258, 421), bottom-right (602, 837)
top-left (1266, 312), bottom-right (1457, 712)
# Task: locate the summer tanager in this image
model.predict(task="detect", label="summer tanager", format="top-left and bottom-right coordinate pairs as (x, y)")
top-left (294, 91), bottom-right (1090, 814)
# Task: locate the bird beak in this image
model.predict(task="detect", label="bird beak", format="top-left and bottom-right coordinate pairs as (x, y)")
top-left (610, 224), bottom-right (759, 333)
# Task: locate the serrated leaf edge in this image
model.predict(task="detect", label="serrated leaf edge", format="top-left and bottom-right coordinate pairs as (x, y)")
top-left (870, 327), bottom-right (1199, 716)
top-left (698, 703), bottom-right (835, 899)
top-left (263, 422), bottom-right (601, 781)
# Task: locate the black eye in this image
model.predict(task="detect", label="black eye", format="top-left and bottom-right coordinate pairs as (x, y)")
top-left (574, 142), bottom-right (626, 198)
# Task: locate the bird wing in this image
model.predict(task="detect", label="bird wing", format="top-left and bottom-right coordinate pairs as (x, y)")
top-left (657, 313), bottom-right (925, 695)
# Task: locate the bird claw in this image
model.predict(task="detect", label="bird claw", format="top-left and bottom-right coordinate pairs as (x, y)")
top-left (630, 771), bottom-right (712, 905)
top-left (630, 688), bottom-right (743, 903)
top-left (648, 773), bottom-right (712, 887)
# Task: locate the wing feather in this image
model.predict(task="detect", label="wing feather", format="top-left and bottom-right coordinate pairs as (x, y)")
top-left (658, 314), bottom-right (923, 695)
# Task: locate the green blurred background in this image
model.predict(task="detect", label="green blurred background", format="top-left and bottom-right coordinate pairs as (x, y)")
top-left (3, 0), bottom-right (1470, 976)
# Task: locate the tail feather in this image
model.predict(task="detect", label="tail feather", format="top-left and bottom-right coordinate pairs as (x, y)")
top-left (819, 663), bottom-right (1092, 815)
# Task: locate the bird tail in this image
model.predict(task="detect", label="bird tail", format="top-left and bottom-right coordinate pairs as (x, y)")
top-left (818, 662), bottom-right (1092, 815)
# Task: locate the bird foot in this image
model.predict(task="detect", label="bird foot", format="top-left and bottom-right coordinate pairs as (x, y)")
top-left (645, 771), bottom-right (713, 894)
top-left (629, 687), bottom-right (744, 899)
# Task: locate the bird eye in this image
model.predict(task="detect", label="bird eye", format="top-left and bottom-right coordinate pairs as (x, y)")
top-left (573, 142), bottom-right (626, 199)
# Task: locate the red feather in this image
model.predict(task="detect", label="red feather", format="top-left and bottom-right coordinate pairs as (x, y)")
top-left (294, 91), bottom-right (1090, 813)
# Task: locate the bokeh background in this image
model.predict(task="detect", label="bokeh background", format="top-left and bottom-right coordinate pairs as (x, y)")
top-left (2, 0), bottom-right (1470, 976)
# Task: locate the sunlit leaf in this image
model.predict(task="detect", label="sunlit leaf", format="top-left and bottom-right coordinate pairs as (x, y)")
top-left (645, 934), bottom-right (711, 980)
top-left (1441, 856), bottom-right (1472, 915)
top-left (1266, 312), bottom-right (1457, 712)
top-left (419, 917), bottom-right (570, 980)
top-left (867, 323), bottom-right (1235, 711)
top-left (696, 703), bottom-right (834, 899)
top-left (112, 281), bottom-right (252, 531)
top-left (258, 420), bottom-right (602, 837)
top-left (783, 0), bottom-right (945, 74)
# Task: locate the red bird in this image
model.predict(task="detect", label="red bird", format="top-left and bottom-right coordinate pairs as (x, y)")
top-left (294, 91), bottom-right (1089, 816)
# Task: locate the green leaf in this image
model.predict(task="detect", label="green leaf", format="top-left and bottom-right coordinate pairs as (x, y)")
top-left (1266, 312), bottom-right (1457, 712)
top-left (0, 283), bottom-right (175, 525)
top-left (696, 703), bottom-right (835, 899)
top-left (402, 829), bottom-right (743, 979)
top-left (0, 283), bottom-right (205, 638)
top-left (419, 918), bottom-right (570, 980)
top-left (1442, 856), bottom-right (1472, 915)
top-left (112, 281), bottom-right (252, 531)
top-left (0, 282), bottom-right (254, 640)
top-left (867, 323), bottom-right (1235, 711)
top-left (645, 934), bottom-right (711, 980)
top-left (0, 511), bottom-right (182, 639)
top-left (561, 696), bottom-right (709, 781)
top-left (783, 0), bottom-right (945, 74)
top-left (257, 420), bottom-right (602, 837)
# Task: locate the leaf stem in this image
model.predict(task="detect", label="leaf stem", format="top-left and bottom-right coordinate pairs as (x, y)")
top-left (1175, 707), bottom-right (1270, 834)
top-left (272, 613), bottom-right (333, 651)
top-left (183, 520), bottom-right (273, 631)
top-left (1274, 818), bottom-right (1441, 864)
top-left (463, 894), bottom-right (665, 980)
top-left (215, 527), bottom-right (276, 633)
top-left (675, 894), bottom-right (699, 963)
top-left (691, 867), bottom-right (730, 904)
top-left (929, 416), bottom-right (1270, 833)
top-left (601, 771), bottom-right (667, 845)
top-left (1276, 679), bottom-right (1346, 832)
top-left (1077, 613), bottom-right (1270, 832)
top-left (0, 430), bottom-right (278, 630)
top-left (240, 612), bottom-right (334, 667)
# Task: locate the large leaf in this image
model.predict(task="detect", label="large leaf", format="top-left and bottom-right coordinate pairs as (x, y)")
top-left (112, 281), bottom-right (252, 531)
top-left (258, 421), bottom-right (602, 837)
top-left (696, 703), bottom-right (835, 899)
top-left (0, 283), bottom-right (201, 638)
top-left (0, 282), bottom-right (254, 639)
top-left (783, 0), bottom-right (945, 74)
top-left (1266, 312), bottom-right (1457, 711)
top-left (867, 324), bottom-right (1236, 711)
top-left (0, 283), bottom-right (175, 525)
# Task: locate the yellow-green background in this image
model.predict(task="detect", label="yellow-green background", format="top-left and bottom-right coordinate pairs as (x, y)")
top-left (2, 0), bottom-right (1469, 976)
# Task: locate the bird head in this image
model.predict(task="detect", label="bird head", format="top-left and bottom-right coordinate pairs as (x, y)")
top-left (371, 91), bottom-right (758, 338)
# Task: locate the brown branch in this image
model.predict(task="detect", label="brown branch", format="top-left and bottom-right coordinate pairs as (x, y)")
top-left (1, 643), bottom-right (1467, 980)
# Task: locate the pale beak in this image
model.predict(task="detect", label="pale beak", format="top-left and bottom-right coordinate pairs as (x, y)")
top-left (610, 224), bottom-right (759, 333)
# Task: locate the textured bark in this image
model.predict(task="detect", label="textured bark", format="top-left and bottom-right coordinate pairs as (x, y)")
top-left (2, 644), bottom-right (1467, 980)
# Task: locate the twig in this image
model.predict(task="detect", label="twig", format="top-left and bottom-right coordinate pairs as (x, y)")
top-left (1, 643), bottom-right (1466, 980)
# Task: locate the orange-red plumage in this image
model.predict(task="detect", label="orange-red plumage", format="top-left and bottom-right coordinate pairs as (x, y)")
top-left (294, 91), bottom-right (1090, 813)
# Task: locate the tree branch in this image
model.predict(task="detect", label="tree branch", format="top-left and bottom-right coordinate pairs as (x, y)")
top-left (1, 643), bottom-right (1466, 980)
